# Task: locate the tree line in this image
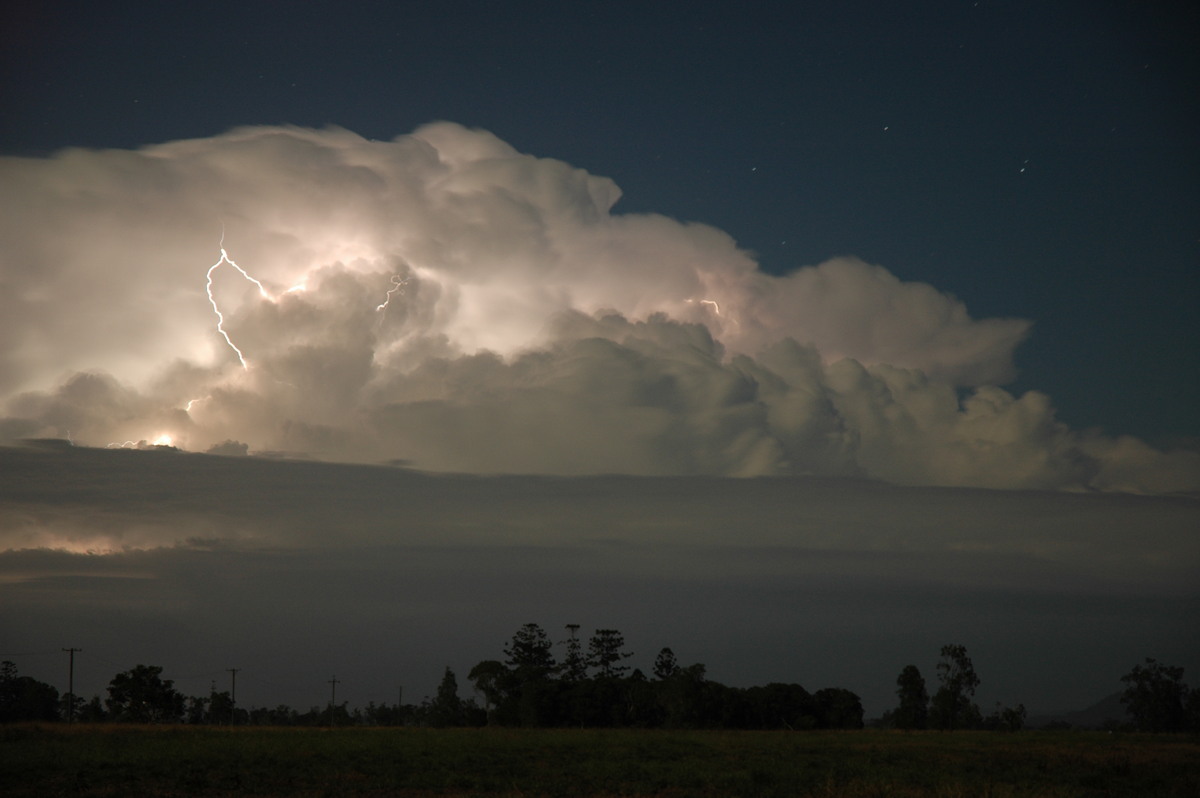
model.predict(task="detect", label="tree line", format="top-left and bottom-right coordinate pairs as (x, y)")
top-left (3, 631), bottom-right (1197, 732)
top-left (463, 623), bottom-right (862, 729)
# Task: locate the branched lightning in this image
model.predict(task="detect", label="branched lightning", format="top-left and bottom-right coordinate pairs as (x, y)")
top-left (205, 233), bottom-right (411, 367)
top-left (376, 274), bottom-right (409, 312)
top-left (206, 231), bottom-right (274, 369)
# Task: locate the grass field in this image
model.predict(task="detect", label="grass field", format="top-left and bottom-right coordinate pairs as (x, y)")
top-left (2, 724), bottom-right (1198, 797)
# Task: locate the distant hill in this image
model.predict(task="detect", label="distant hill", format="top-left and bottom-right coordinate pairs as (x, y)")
top-left (1028, 692), bottom-right (1127, 729)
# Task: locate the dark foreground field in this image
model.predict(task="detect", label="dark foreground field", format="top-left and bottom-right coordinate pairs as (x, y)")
top-left (2, 725), bottom-right (1198, 797)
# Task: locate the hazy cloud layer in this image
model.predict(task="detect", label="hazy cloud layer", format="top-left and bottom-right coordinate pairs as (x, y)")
top-left (2, 445), bottom-right (1197, 715)
top-left (1, 124), bottom-right (1196, 492)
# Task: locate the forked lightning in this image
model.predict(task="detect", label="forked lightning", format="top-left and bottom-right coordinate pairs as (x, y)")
top-left (205, 238), bottom-right (273, 369)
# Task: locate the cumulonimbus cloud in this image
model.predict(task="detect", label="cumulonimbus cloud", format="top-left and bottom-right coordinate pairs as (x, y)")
top-left (1, 123), bottom-right (1196, 492)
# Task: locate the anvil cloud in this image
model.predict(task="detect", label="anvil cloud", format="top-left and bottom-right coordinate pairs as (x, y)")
top-left (1, 124), bottom-right (1196, 492)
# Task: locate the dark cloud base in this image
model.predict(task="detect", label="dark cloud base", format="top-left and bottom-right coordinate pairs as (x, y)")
top-left (2, 444), bottom-right (1196, 717)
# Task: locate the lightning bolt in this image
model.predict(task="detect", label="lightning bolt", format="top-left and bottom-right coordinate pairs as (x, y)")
top-left (376, 274), bottom-right (409, 312)
top-left (686, 297), bottom-right (739, 332)
top-left (686, 298), bottom-right (721, 315)
top-left (107, 436), bottom-right (174, 449)
top-left (206, 232), bottom-right (274, 369)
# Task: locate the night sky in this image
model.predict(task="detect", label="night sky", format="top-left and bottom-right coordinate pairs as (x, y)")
top-left (3, 0), bottom-right (1197, 442)
top-left (1, 1), bottom-right (1197, 718)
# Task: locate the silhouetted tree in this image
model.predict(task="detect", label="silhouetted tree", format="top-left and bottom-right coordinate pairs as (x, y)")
top-left (208, 689), bottom-right (234, 725)
top-left (504, 623), bottom-right (556, 678)
top-left (1186, 688), bottom-right (1200, 732)
top-left (59, 692), bottom-right (84, 723)
top-left (184, 694), bottom-right (209, 725)
top-left (813, 687), bottom-right (865, 729)
top-left (744, 683), bottom-right (814, 729)
top-left (653, 648), bottom-right (679, 680)
top-left (316, 702), bottom-right (351, 727)
top-left (930, 645), bottom-right (981, 730)
top-left (78, 695), bottom-right (106, 723)
top-left (702, 681), bottom-right (749, 728)
top-left (468, 659), bottom-right (511, 723)
top-left (0, 661), bottom-right (60, 722)
top-left (622, 670), bottom-right (662, 727)
top-left (983, 702), bottom-right (1026, 732)
top-left (893, 664), bottom-right (929, 729)
top-left (105, 664), bottom-right (184, 723)
top-left (501, 623), bottom-right (558, 726)
top-left (660, 662), bottom-right (708, 728)
top-left (588, 628), bottom-right (632, 679)
top-left (463, 623), bottom-right (871, 730)
top-left (252, 704), bottom-right (300, 726)
top-left (1121, 658), bottom-right (1190, 732)
top-left (560, 624), bottom-right (588, 682)
top-left (428, 667), bottom-right (464, 727)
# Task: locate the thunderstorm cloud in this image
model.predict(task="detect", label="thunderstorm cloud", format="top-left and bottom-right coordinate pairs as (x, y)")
top-left (2, 126), bottom-right (1198, 715)
top-left (1, 123), bottom-right (1197, 493)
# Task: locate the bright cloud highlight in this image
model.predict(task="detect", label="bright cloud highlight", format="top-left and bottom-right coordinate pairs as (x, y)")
top-left (1, 123), bottom-right (1196, 492)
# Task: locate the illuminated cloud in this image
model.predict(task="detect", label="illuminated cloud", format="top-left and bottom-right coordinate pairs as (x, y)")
top-left (1, 124), bottom-right (1196, 492)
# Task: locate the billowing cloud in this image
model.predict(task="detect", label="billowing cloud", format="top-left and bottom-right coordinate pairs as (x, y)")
top-left (1, 123), bottom-right (1196, 492)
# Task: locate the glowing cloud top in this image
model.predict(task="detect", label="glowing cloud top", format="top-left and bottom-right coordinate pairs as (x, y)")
top-left (1, 123), bottom-right (1196, 492)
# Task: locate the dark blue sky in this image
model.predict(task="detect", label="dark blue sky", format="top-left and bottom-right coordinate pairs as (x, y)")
top-left (3, 0), bottom-right (1196, 443)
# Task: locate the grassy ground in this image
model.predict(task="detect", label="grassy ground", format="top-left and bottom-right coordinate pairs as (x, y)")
top-left (2, 724), bottom-right (1198, 797)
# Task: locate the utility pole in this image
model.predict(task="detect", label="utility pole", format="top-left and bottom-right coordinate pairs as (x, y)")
top-left (227, 668), bottom-right (240, 725)
top-left (327, 676), bottom-right (340, 727)
top-left (62, 648), bottom-right (81, 724)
